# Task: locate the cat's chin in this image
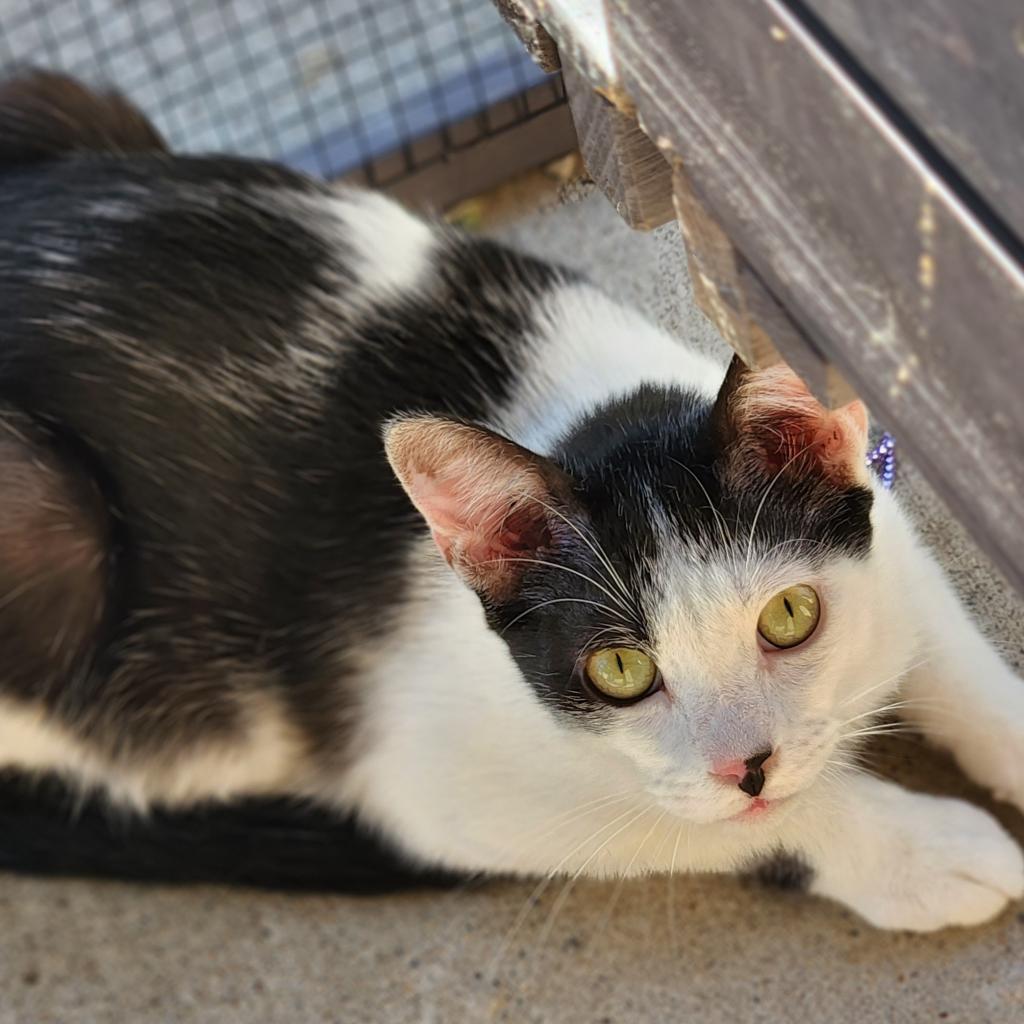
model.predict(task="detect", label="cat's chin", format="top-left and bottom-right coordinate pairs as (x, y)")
top-left (727, 794), bottom-right (794, 822)
top-left (663, 789), bottom-right (803, 827)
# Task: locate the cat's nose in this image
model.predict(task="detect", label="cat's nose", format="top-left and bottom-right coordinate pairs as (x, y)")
top-left (710, 748), bottom-right (774, 798)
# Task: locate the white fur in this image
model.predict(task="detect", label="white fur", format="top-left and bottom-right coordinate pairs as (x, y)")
top-left (327, 188), bottom-right (435, 302)
top-left (349, 277), bottom-right (1024, 931)
top-left (5, 201), bottom-right (1023, 932)
top-left (0, 696), bottom-right (306, 809)
top-left (497, 281), bottom-right (723, 454)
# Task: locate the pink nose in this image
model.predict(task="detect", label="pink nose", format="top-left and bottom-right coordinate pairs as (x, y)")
top-left (710, 758), bottom-right (749, 783)
top-left (710, 748), bottom-right (774, 797)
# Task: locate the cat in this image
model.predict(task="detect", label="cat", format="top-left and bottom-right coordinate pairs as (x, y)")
top-left (0, 70), bottom-right (1022, 931)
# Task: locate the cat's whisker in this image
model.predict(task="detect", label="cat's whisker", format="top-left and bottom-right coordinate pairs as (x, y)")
top-left (486, 800), bottom-right (649, 981)
top-left (836, 696), bottom-right (954, 729)
top-left (842, 639), bottom-right (1021, 714)
top-left (744, 440), bottom-right (819, 572)
top-left (516, 492), bottom-right (637, 614)
top-left (527, 805), bottom-right (656, 980)
top-left (513, 791), bottom-right (641, 855)
top-left (591, 809), bottom-right (667, 944)
top-left (843, 720), bottom-right (919, 736)
top-left (476, 556), bottom-right (632, 617)
top-left (838, 657), bottom-right (934, 709)
top-left (824, 759), bottom-right (885, 784)
top-left (499, 597), bottom-right (629, 635)
top-left (669, 457), bottom-right (733, 550)
top-left (667, 823), bottom-right (685, 959)
top-left (487, 875), bottom-right (556, 987)
top-left (841, 723), bottom-right (919, 742)
top-left (581, 623), bottom-right (636, 649)
top-left (759, 536), bottom-right (833, 559)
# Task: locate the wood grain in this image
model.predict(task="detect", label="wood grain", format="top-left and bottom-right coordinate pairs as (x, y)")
top-left (608, 0), bottom-right (1024, 593)
top-left (807, 0), bottom-right (1024, 241)
top-left (494, 0), bottom-right (561, 72)
top-left (672, 164), bottom-right (856, 406)
top-left (565, 64), bottom-right (673, 230)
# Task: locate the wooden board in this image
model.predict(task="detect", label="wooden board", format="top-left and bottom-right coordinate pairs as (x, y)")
top-left (672, 164), bottom-right (855, 407)
top-left (564, 64), bottom-right (673, 230)
top-left (494, 0), bottom-right (561, 73)
top-left (493, 0), bottom-right (619, 92)
top-left (343, 101), bottom-right (577, 213)
top-left (607, 0), bottom-right (1024, 593)
top-left (806, 0), bottom-right (1024, 243)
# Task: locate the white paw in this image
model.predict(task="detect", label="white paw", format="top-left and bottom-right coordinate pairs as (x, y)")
top-left (814, 788), bottom-right (1024, 931)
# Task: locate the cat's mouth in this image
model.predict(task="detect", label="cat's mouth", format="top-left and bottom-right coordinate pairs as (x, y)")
top-left (729, 793), bottom-right (794, 821)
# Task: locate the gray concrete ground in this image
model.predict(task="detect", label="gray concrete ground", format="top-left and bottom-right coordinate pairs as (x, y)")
top-left (2, 194), bottom-right (1023, 1024)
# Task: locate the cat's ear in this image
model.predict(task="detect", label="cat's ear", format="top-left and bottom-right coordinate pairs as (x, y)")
top-left (712, 356), bottom-right (869, 486)
top-left (0, 70), bottom-right (167, 169)
top-left (384, 416), bottom-right (574, 600)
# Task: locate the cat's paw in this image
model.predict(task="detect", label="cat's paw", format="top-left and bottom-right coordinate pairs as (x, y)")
top-left (813, 789), bottom-right (1024, 931)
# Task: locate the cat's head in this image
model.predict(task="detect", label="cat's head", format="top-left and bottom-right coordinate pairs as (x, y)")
top-left (385, 358), bottom-right (902, 824)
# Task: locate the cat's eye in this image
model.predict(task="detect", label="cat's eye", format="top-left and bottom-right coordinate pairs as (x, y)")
top-left (757, 585), bottom-right (820, 649)
top-left (585, 648), bottom-right (659, 702)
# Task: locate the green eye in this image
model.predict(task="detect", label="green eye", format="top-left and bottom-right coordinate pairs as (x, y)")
top-left (757, 585), bottom-right (820, 649)
top-left (585, 648), bottom-right (659, 701)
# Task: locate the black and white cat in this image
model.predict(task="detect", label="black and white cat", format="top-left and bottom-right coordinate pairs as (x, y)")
top-left (0, 71), bottom-right (1022, 931)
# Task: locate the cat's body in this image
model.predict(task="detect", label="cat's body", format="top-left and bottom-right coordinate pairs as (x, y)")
top-left (1, 73), bottom-right (1023, 930)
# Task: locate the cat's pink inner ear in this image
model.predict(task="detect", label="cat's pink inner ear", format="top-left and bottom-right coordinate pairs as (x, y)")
top-left (717, 358), bottom-right (869, 485)
top-left (384, 417), bottom-right (560, 596)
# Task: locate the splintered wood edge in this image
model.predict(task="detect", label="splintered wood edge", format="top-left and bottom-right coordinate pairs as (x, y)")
top-left (494, 0), bottom-right (561, 72)
top-left (500, 0), bottom-right (618, 88)
top-left (496, 1), bottom-right (859, 406)
top-left (670, 162), bottom-right (860, 408)
top-left (563, 64), bottom-right (673, 229)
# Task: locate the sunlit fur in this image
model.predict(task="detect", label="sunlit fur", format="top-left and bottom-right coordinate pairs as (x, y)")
top-left (359, 279), bottom-right (1024, 931)
top-left (0, 71), bottom-right (1021, 929)
top-left (352, 284), bottom-right (912, 860)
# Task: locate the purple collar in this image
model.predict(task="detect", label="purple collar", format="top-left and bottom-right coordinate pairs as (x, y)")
top-left (866, 432), bottom-right (896, 489)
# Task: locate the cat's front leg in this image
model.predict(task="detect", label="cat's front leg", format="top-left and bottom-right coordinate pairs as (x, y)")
top-left (895, 547), bottom-right (1024, 814)
top-left (772, 773), bottom-right (1024, 930)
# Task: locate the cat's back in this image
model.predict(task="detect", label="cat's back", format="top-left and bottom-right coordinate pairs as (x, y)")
top-left (0, 72), bottom-right (586, 766)
top-left (0, 144), bottom-right (567, 433)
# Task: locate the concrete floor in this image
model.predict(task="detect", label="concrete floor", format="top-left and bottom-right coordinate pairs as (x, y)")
top-left (3, 194), bottom-right (1024, 1024)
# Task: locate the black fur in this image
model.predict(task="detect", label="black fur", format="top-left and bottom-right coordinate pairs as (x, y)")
top-left (0, 771), bottom-right (462, 892)
top-left (0, 72), bottom-right (571, 885)
top-left (0, 152), bottom-right (562, 760)
top-left (487, 383), bottom-right (873, 720)
top-left (0, 72), bottom-right (874, 890)
top-left (0, 69), bottom-right (166, 165)
top-left (748, 849), bottom-right (815, 892)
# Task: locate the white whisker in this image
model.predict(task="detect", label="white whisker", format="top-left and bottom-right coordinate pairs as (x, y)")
top-left (500, 597), bottom-right (629, 634)
top-left (744, 440), bottom-right (818, 571)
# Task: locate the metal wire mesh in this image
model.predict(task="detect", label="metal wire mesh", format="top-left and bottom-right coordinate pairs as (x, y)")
top-left (0, 0), bottom-right (565, 183)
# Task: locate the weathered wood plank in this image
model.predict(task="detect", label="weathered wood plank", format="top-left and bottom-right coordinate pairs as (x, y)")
top-left (343, 101), bottom-right (576, 213)
top-left (608, 0), bottom-right (1024, 593)
top-left (494, 0), bottom-right (618, 91)
top-left (806, 0), bottom-right (1024, 243)
top-left (494, 0), bottom-right (561, 72)
top-left (671, 164), bottom-right (856, 406)
top-left (672, 163), bottom-right (780, 368)
top-left (564, 64), bottom-right (673, 230)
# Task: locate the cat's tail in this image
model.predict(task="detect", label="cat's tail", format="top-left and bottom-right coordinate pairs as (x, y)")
top-left (0, 69), bottom-right (167, 170)
top-left (0, 770), bottom-right (464, 894)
